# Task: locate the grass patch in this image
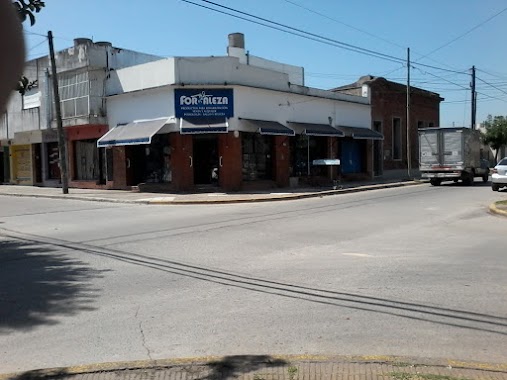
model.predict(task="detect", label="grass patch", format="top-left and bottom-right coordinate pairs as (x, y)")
top-left (287, 365), bottom-right (298, 380)
top-left (390, 372), bottom-right (414, 380)
top-left (392, 362), bottom-right (415, 368)
top-left (389, 372), bottom-right (470, 380)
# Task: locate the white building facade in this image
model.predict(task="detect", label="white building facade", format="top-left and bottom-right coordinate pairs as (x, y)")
top-left (102, 34), bottom-right (380, 191)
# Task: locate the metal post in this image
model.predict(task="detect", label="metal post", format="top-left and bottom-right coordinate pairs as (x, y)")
top-left (307, 135), bottom-right (310, 177)
top-left (48, 31), bottom-right (69, 194)
top-left (406, 47), bottom-right (411, 178)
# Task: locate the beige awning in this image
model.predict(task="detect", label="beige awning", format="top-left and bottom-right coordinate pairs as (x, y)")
top-left (97, 118), bottom-right (174, 147)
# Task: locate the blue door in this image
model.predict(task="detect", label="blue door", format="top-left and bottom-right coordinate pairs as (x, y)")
top-left (341, 140), bottom-right (362, 174)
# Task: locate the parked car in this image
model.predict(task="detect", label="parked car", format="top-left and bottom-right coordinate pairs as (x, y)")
top-left (491, 157), bottom-right (507, 191)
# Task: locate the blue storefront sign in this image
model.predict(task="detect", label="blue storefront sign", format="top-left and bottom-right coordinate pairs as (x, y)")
top-left (175, 88), bottom-right (234, 118)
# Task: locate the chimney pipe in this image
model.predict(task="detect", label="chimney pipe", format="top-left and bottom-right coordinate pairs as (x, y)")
top-left (228, 33), bottom-right (245, 49)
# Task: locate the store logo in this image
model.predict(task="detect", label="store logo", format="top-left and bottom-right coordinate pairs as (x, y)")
top-left (179, 91), bottom-right (229, 106)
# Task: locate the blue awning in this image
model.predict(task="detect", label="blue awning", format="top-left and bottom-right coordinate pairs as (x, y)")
top-left (288, 122), bottom-right (344, 137)
top-left (240, 118), bottom-right (295, 136)
top-left (180, 117), bottom-right (228, 134)
top-left (97, 118), bottom-right (173, 147)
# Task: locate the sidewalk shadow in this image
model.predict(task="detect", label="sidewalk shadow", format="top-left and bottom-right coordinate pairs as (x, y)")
top-left (0, 238), bottom-right (106, 333)
top-left (200, 355), bottom-right (288, 380)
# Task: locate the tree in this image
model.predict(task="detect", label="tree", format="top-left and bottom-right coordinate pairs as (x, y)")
top-left (13, 0), bottom-right (45, 26)
top-left (481, 115), bottom-right (507, 162)
top-left (13, 0), bottom-right (45, 95)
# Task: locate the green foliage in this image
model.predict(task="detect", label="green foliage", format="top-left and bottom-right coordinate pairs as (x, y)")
top-left (11, 1), bottom-right (45, 95)
top-left (287, 365), bottom-right (298, 380)
top-left (17, 77), bottom-right (38, 96)
top-left (481, 115), bottom-right (507, 162)
top-left (12, 0), bottom-right (45, 26)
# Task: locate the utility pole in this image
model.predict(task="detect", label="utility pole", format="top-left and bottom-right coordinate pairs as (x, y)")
top-left (48, 31), bottom-right (69, 194)
top-left (406, 47), bottom-right (411, 178)
top-left (471, 65), bottom-right (476, 130)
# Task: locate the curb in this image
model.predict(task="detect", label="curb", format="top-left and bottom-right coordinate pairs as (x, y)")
top-left (2, 354), bottom-right (506, 380)
top-left (148, 181), bottom-right (425, 205)
top-left (0, 192), bottom-right (149, 205)
top-left (0, 181), bottom-right (424, 206)
top-left (489, 201), bottom-right (507, 217)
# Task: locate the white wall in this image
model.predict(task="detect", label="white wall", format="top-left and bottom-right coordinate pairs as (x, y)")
top-left (107, 84), bottom-right (371, 134)
top-left (248, 55), bottom-right (304, 86)
top-left (175, 57), bottom-right (290, 91)
top-left (107, 58), bottom-right (176, 95)
top-left (107, 86), bottom-right (175, 130)
top-left (227, 46), bottom-right (304, 85)
top-left (230, 86), bottom-right (371, 131)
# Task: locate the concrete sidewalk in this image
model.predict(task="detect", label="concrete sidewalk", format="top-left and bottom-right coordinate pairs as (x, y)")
top-left (0, 179), bottom-right (424, 205)
top-left (2, 355), bottom-right (506, 380)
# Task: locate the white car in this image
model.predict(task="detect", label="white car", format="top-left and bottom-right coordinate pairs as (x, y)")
top-left (492, 157), bottom-right (507, 191)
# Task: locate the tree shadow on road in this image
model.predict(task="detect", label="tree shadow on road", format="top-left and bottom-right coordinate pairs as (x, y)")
top-left (0, 238), bottom-right (106, 333)
top-left (199, 355), bottom-right (289, 380)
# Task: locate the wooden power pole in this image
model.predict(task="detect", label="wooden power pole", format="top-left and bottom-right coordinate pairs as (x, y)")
top-left (48, 31), bottom-right (69, 194)
top-left (471, 65), bottom-right (476, 130)
top-left (406, 47), bottom-right (411, 178)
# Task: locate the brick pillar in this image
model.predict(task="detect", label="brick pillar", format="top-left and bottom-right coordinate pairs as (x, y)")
top-left (170, 133), bottom-right (194, 191)
top-left (328, 137), bottom-right (338, 180)
top-left (112, 146), bottom-right (127, 189)
top-left (273, 135), bottom-right (290, 187)
top-left (67, 140), bottom-right (75, 181)
top-left (218, 132), bottom-right (242, 191)
top-left (366, 140), bottom-right (373, 179)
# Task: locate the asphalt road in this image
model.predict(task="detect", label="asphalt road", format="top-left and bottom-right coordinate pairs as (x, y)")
top-left (1, 182), bottom-right (506, 372)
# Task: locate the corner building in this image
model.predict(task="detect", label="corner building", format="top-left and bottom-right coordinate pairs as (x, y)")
top-left (103, 34), bottom-right (380, 192)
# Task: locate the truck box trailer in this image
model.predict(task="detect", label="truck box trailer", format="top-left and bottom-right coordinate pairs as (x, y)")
top-left (419, 127), bottom-right (489, 186)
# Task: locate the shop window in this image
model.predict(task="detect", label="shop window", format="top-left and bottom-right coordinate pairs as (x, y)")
top-left (290, 135), bottom-right (328, 177)
top-left (144, 134), bottom-right (172, 183)
top-left (392, 117), bottom-right (402, 160)
top-left (242, 133), bottom-right (273, 181)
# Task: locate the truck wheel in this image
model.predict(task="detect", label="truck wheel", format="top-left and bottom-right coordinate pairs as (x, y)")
top-left (430, 179), bottom-right (441, 186)
top-left (464, 172), bottom-right (474, 186)
top-left (492, 183), bottom-right (500, 191)
top-left (482, 173), bottom-right (489, 183)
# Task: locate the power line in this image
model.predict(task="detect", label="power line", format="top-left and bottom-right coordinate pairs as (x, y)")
top-left (186, 0), bottom-right (405, 64)
top-left (282, 0), bottom-right (467, 73)
top-left (23, 29), bottom-right (47, 38)
top-left (182, 0), bottom-right (468, 75)
top-left (476, 76), bottom-right (507, 97)
top-left (28, 38), bottom-right (47, 52)
top-left (476, 68), bottom-right (507, 81)
top-left (282, 0), bottom-right (407, 51)
top-left (418, 6), bottom-right (507, 60)
top-left (414, 67), bottom-right (507, 103)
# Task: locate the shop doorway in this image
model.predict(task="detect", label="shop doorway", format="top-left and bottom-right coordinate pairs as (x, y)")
top-left (47, 142), bottom-right (61, 181)
top-left (125, 145), bottom-right (146, 186)
top-left (193, 135), bottom-right (219, 185)
top-left (0, 151), bottom-right (4, 183)
top-left (34, 143), bottom-right (42, 183)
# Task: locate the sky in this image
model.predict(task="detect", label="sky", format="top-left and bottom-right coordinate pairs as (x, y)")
top-left (23, 0), bottom-right (507, 128)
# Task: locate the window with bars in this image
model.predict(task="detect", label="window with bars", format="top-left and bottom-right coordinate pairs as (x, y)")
top-left (58, 71), bottom-right (89, 118)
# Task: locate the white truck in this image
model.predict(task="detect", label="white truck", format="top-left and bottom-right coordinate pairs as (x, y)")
top-left (419, 127), bottom-right (490, 186)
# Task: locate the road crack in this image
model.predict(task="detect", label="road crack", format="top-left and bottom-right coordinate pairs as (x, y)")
top-left (135, 306), bottom-right (152, 360)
